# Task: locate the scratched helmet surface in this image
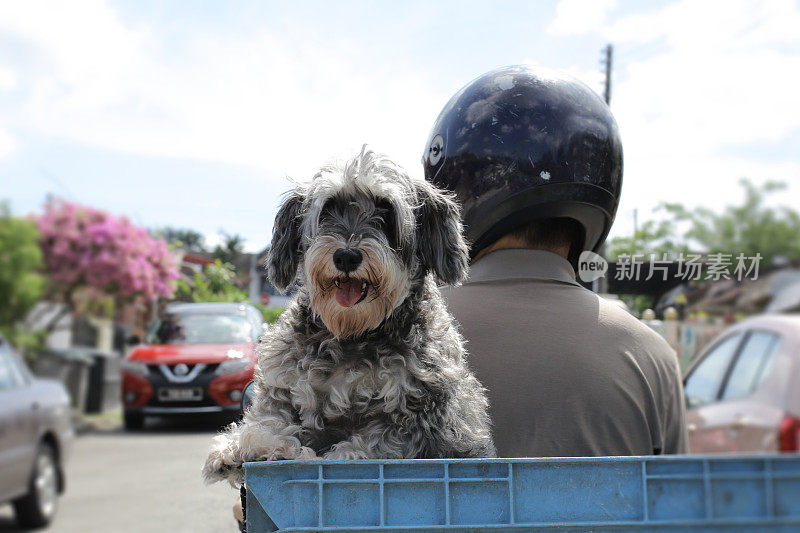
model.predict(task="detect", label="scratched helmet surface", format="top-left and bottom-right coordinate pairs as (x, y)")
top-left (422, 65), bottom-right (623, 262)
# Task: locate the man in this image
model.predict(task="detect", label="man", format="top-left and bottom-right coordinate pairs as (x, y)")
top-left (424, 65), bottom-right (687, 457)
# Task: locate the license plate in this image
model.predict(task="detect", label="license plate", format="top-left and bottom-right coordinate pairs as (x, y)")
top-left (158, 388), bottom-right (202, 402)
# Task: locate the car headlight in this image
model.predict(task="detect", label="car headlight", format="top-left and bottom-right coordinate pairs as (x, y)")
top-left (216, 358), bottom-right (251, 375)
top-left (121, 360), bottom-right (149, 376)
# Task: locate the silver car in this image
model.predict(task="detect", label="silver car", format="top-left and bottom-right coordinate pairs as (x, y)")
top-left (0, 336), bottom-right (73, 528)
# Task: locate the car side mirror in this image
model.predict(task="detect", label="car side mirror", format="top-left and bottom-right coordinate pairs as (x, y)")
top-left (241, 381), bottom-right (256, 412)
top-left (127, 334), bottom-right (141, 345)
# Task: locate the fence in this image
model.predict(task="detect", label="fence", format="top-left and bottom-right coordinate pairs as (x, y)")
top-left (642, 319), bottom-right (726, 371)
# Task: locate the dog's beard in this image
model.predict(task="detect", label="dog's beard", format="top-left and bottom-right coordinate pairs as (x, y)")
top-left (304, 236), bottom-right (410, 338)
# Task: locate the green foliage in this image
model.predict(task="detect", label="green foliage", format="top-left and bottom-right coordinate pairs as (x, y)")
top-left (606, 219), bottom-right (689, 260)
top-left (156, 227), bottom-right (207, 253)
top-left (606, 178), bottom-right (800, 312)
top-left (0, 202), bottom-right (45, 345)
top-left (618, 294), bottom-right (654, 317)
top-left (74, 288), bottom-right (115, 319)
top-left (176, 260), bottom-right (248, 303)
top-left (212, 232), bottom-right (245, 265)
top-left (254, 303), bottom-right (285, 324)
top-left (607, 178), bottom-right (800, 267)
top-left (173, 260), bottom-right (285, 323)
top-left (660, 179), bottom-right (800, 266)
top-left (1, 325), bottom-right (48, 360)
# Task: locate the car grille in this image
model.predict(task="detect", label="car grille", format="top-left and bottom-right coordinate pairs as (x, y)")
top-left (144, 363), bottom-right (222, 408)
top-left (147, 363), bottom-right (220, 378)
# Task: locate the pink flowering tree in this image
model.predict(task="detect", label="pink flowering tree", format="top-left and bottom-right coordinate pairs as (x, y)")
top-left (35, 199), bottom-right (179, 330)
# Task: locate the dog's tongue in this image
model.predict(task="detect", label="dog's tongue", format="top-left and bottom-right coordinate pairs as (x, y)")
top-left (335, 279), bottom-right (362, 307)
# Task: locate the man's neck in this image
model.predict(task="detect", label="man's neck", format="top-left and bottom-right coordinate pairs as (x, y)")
top-left (471, 235), bottom-right (569, 265)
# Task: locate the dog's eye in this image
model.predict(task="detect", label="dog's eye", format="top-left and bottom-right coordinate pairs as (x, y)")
top-left (374, 199), bottom-right (398, 247)
top-left (374, 200), bottom-right (393, 225)
top-left (375, 199), bottom-right (393, 216)
top-left (321, 198), bottom-right (337, 213)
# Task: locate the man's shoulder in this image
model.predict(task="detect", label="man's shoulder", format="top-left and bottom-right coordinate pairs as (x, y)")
top-left (597, 297), bottom-right (677, 361)
top-left (442, 278), bottom-right (676, 360)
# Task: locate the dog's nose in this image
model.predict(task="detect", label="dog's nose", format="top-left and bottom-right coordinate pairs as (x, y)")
top-left (333, 248), bottom-right (363, 273)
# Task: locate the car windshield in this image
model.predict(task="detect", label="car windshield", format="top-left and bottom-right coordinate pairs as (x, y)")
top-left (145, 311), bottom-right (253, 345)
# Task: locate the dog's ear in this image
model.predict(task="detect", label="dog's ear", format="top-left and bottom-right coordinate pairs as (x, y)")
top-left (267, 190), bottom-right (305, 293)
top-left (414, 181), bottom-right (469, 285)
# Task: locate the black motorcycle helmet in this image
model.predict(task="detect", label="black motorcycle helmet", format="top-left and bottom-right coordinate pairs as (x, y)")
top-left (422, 65), bottom-right (623, 266)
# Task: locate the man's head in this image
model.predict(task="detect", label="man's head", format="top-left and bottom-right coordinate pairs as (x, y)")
top-left (422, 65), bottom-right (623, 266)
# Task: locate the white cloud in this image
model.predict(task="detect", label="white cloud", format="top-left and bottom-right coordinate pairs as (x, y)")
top-left (204, 232), bottom-right (224, 252)
top-left (0, 67), bottom-right (16, 90)
top-left (547, 0), bottom-right (800, 239)
top-left (0, 129), bottom-right (17, 159)
top-left (521, 58), bottom-right (606, 96)
top-left (547, 0), bottom-right (618, 36)
top-left (2, 0), bottom-right (798, 252)
top-left (0, 1), bottom-right (441, 182)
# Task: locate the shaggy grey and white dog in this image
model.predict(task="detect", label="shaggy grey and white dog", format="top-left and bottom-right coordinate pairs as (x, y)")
top-left (203, 148), bottom-right (495, 485)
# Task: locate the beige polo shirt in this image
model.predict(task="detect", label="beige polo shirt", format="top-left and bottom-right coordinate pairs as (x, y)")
top-left (441, 249), bottom-right (688, 457)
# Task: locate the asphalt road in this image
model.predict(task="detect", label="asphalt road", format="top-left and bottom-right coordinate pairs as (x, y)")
top-left (0, 415), bottom-right (241, 533)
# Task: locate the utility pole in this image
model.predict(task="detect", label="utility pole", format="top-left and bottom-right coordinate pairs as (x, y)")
top-left (594, 43), bottom-right (613, 294)
top-left (603, 44), bottom-right (613, 105)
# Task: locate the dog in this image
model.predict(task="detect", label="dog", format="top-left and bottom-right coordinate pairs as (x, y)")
top-left (203, 147), bottom-right (495, 486)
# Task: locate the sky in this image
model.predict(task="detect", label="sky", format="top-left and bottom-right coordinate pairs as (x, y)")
top-left (1, 0), bottom-right (799, 253)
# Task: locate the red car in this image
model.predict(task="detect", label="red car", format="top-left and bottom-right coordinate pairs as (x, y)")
top-left (121, 302), bottom-right (264, 430)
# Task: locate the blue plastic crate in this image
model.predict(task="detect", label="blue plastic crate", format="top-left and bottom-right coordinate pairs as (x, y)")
top-left (244, 455), bottom-right (800, 531)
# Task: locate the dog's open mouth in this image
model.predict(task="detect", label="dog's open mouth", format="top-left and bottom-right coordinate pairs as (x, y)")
top-left (334, 277), bottom-right (369, 307)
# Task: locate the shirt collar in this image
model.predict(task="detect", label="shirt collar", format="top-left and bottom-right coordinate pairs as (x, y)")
top-left (465, 249), bottom-right (581, 287)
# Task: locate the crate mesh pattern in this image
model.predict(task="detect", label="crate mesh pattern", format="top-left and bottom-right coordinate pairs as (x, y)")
top-left (244, 456), bottom-right (800, 531)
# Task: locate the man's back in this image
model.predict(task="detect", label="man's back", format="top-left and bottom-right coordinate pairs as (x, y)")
top-left (441, 249), bottom-right (688, 457)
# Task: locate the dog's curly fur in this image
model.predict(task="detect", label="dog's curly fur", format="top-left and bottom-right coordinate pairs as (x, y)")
top-left (203, 148), bottom-right (495, 486)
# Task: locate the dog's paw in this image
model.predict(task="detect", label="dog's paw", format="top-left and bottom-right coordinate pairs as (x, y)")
top-left (322, 441), bottom-right (370, 461)
top-left (322, 449), bottom-right (369, 460)
top-left (202, 447), bottom-right (244, 487)
top-left (264, 445), bottom-right (317, 461)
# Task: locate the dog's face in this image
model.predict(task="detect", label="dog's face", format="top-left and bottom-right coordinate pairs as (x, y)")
top-left (267, 148), bottom-right (468, 338)
top-left (302, 190), bottom-right (413, 339)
